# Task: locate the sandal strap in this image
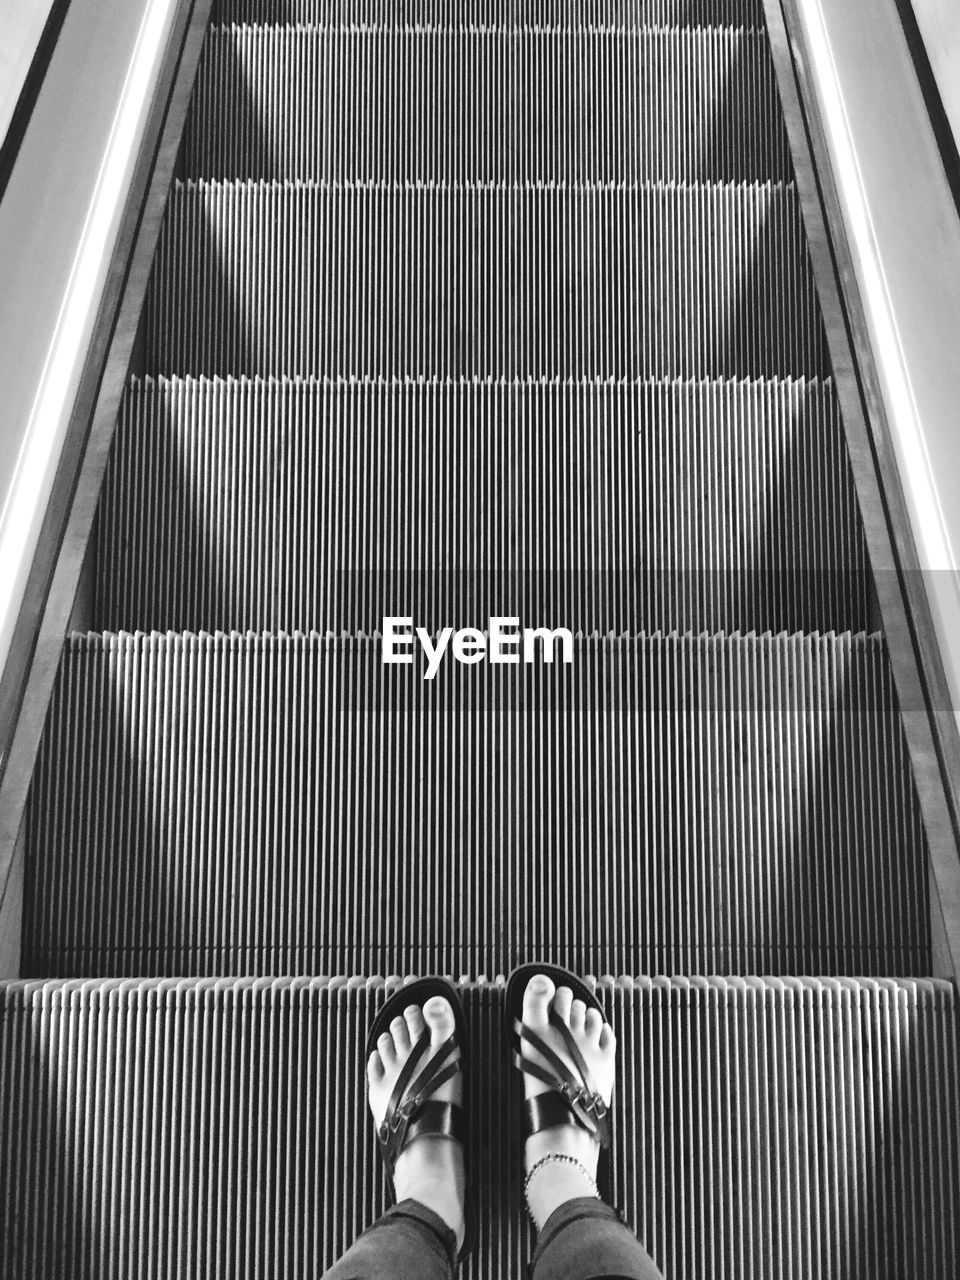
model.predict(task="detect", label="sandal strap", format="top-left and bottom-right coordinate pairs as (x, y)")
top-left (409, 1031), bottom-right (460, 1099)
top-left (405, 1100), bottom-right (467, 1150)
top-left (378, 1029), bottom-right (465, 1171)
top-left (513, 1047), bottom-right (570, 1095)
top-left (523, 1088), bottom-right (594, 1138)
top-left (512, 1050), bottom-right (611, 1145)
top-left (384, 1029), bottom-right (461, 1130)
top-left (514, 1010), bottom-right (606, 1107)
top-left (378, 1090), bottom-right (468, 1177)
top-left (383, 1027), bottom-right (432, 1132)
top-left (549, 1005), bottom-right (602, 1102)
top-left (514, 1021), bottom-right (580, 1091)
top-left (512, 1022), bottom-right (612, 1149)
top-left (378, 1065), bottom-right (464, 1170)
top-left (516, 1020), bottom-right (607, 1113)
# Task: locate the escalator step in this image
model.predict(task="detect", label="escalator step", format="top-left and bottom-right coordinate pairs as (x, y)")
top-left (183, 24), bottom-right (791, 183)
top-left (25, 633), bottom-right (928, 978)
top-left (95, 375), bottom-right (869, 634)
top-left (210, 2), bottom-right (767, 26)
top-left (144, 179), bottom-right (828, 379)
top-left (1, 976), bottom-right (957, 1280)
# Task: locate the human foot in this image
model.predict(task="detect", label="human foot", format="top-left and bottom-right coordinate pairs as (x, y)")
top-left (518, 973), bottom-right (616, 1229)
top-left (367, 993), bottom-right (466, 1251)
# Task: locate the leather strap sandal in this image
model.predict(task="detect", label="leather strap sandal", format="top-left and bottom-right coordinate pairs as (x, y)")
top-left (366, 977), bottom-right (476, 1259)
top-left (505, 962), bottom-right (614, 1201)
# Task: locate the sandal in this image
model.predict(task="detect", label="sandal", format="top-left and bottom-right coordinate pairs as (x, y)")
top-left (366, 976), bottom-right (476, 1260)
top-left (504, 962), bottom-right (613, 1202)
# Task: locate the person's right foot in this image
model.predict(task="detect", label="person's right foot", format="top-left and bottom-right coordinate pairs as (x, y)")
top-left (519, 974), bottom-right (617, 1229)
top-left (367, 994), bottom-right (466, 1250)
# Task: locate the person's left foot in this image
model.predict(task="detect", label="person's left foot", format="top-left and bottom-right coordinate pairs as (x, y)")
top-left (367, 994), bottom-right (466, 1251)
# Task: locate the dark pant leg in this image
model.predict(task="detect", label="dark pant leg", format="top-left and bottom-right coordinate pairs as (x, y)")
top-left (321, 1199), bottom-right (457, 1280)
top-left (531, 1198), bottom-right (665, 1280)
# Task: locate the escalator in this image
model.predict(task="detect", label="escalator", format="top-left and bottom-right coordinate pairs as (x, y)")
top-left (1, 1), bottom-right (958, 1276)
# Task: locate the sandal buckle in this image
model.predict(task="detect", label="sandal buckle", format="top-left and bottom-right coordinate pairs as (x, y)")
top-left (381, 1111), bottom-right (411, 1152)
top-left (560, 1081), bottom-right (588, 1108)
top-left (588, 1096), bottom-right (609, 1121)
top-left (391, 1099), bottom-right (414, 1131)
top-left (380, 1096), bottom-right (418, 1147)
top-left (560, 1081), bottom-right (608, 1123)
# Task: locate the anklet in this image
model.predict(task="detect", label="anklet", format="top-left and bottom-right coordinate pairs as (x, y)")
top-left (523, 1152), bottom-right (601, 1214)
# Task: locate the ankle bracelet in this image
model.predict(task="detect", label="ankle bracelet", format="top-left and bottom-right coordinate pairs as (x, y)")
top-left (523, 1152), bottom-right (601, 1217)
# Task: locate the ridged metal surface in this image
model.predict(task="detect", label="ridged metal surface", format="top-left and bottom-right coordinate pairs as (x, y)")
top-left (1, 976), bottom-right (958, 1280)
top-left (95, 375), bottom-right (869, 634)
top-left (25, 633), bottom-right (928, 978)
top-left (183, 25), bottom-right (791, 183)
top-left (210, 2), bottom-right (766, 26)
top-left (13, 0), bottom-right (957, 1271)
top-left (143, 179), bottom-right (828, 379)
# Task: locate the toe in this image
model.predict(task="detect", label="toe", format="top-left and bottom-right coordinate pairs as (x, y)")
top-left (584, 1008), bottom-right (603, 1045)
top-left (390, 1014), bottom-right (411, 1054)
top-left (569, 998), bottom-right (587, 1033)
top-left (523, 973), bottom-right (556, 1029)
top-left (423, 995), bottom-right (456, 1044)
top-left (599, 1024), bottom-right (616, 1052)
top-left (552, 984), bottom-right (573, 1026)
top-left (404, 1002), bottom-right (426, 1047)
top-left (377, 1031), bottom-right (397, 1066)
top-left (367, 1050), bottom-right (385, 1084)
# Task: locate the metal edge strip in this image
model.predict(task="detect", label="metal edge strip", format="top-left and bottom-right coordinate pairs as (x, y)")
top-left (0, 0), bottom-right (216, 923)
top-left (764, 0), bottom-right (960, 980)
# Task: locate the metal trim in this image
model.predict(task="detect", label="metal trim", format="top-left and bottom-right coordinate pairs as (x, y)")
top-left (764, 0), bottom-right (960, 979)
top-left (0, 0), bottom-right (215, 925)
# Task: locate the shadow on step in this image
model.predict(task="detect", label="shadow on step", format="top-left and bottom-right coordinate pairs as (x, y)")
top-left (23, 634), bottom-right (930, 979)
top-left (94, 377), bottom-right (870, 635)
top-left (181, 23), bottom-right (280, 183)
top-left (696, 25), bottom-right (793, 184)
top-left (140, 180), bottom-right (830, 381)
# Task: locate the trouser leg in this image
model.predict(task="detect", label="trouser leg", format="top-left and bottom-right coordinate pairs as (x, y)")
top-left (530, 1198), bottom-right (665, 1280)
top-left (320, 1199), bottom-right (457, 1280)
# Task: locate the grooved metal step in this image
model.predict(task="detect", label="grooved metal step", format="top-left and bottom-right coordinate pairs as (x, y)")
top-left (2, 977), bottom-right (957, 1280)
top-left (10, 0), bottom-right (957, 1272)
top-left (183, 25), bottom-right (791, 182)
top-left (143, 179), bottom-right (829, 379)
top-left (210, 2), bottom-right (766, 26)
top-left (25, 633), bottom-right (928, 978)
top-left (95, 375), bottom-right (869, 633)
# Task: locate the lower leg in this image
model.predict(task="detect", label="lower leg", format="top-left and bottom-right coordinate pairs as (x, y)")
top-left (531, 1200), bottom-right (665, 1280)
top-left (520, 975), bottom-right (665, 1280)
top-left (520, 975), bottom-right (616, 1230)
top-left (320, 1200), bottom-right (456, 1280)
top-left (366, 995), bottom-right (466, 1251)
top-left (322, 994), bottom-right (466, 1280)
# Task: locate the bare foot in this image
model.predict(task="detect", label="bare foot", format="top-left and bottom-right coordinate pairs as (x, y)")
top-left (367, 994), bottom-right (466, 1250)
top-left (520, 974), bottom-right (616, 1230)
